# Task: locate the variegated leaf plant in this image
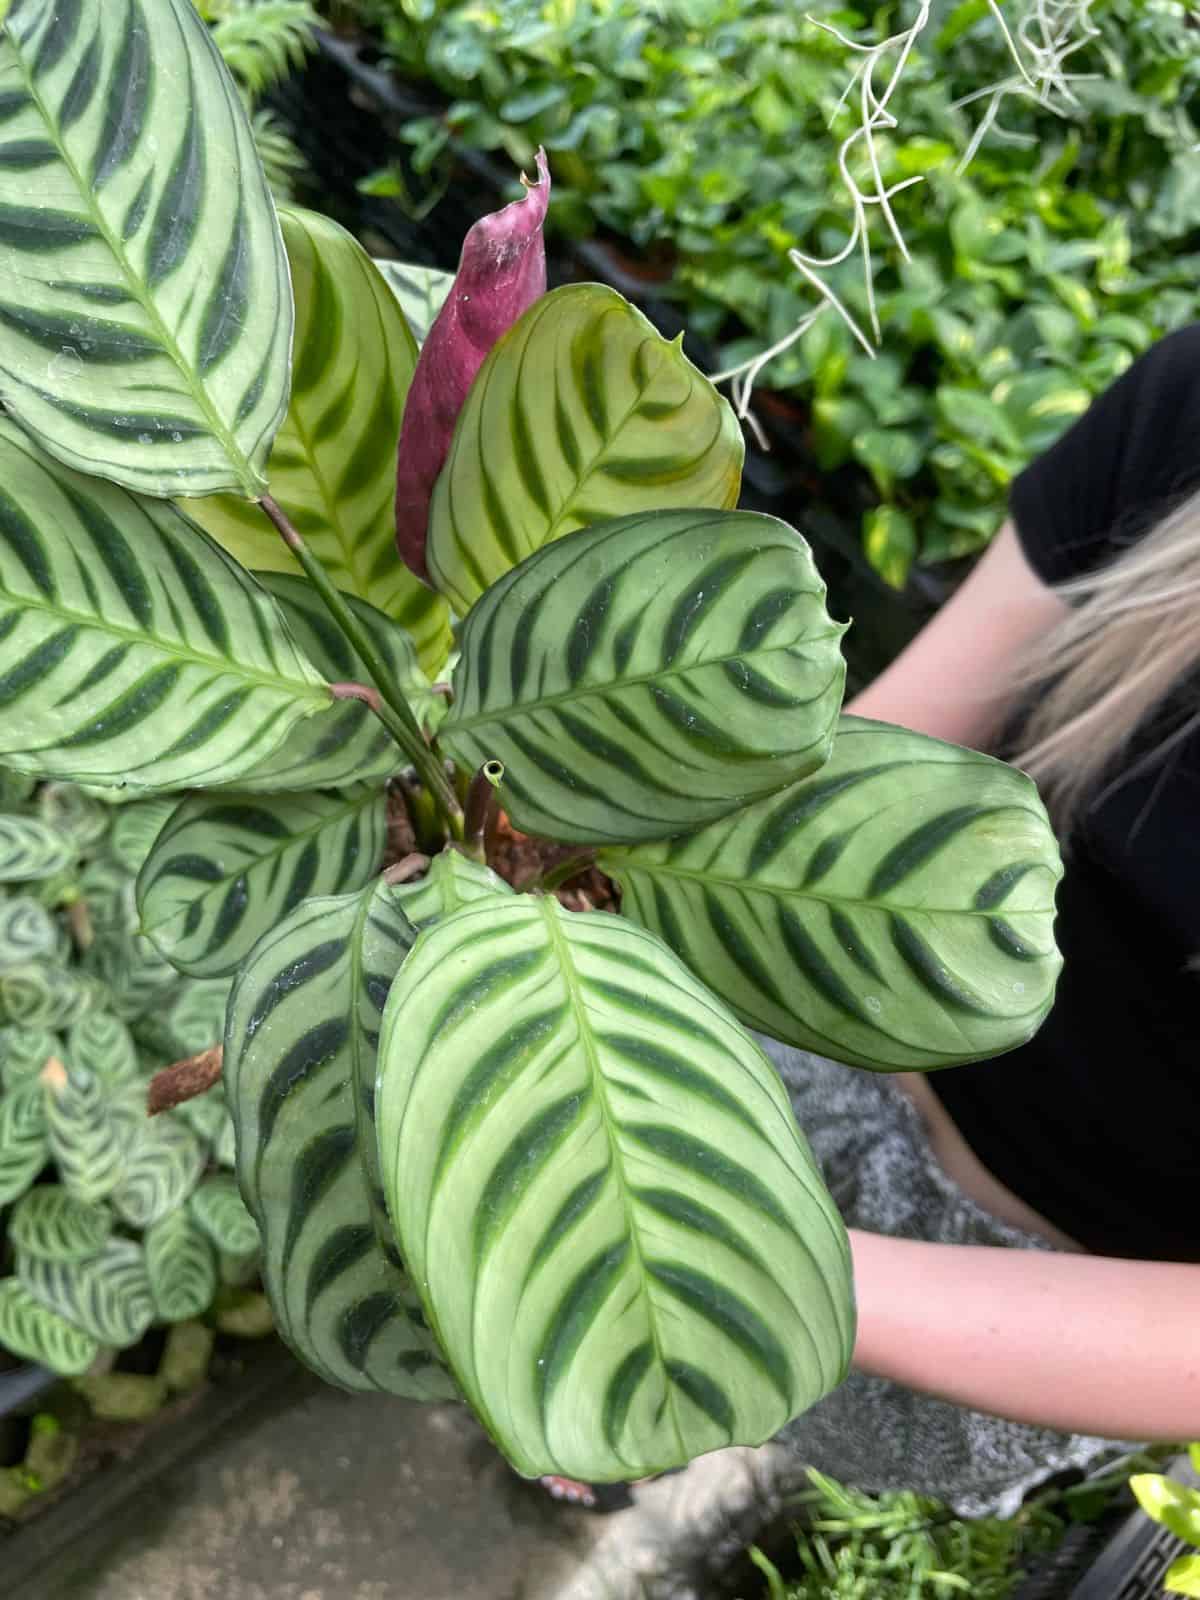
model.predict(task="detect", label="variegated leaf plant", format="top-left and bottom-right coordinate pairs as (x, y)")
top-left (0, 770), bottom-right (256, 1380)
top-left (0, 0), bottom-right (1064, 1485)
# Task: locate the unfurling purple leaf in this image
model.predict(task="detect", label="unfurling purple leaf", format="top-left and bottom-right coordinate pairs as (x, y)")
top-left (395, 150), bottom-right (551, 584)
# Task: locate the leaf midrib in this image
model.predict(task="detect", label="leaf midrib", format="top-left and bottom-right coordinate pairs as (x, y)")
top-left (604, 848), bottom-right (1055, 920)
top-left (444, 630), bottom-right (844, 735)
top-left (7, 15), bottom-right (260, 495)
top-left (0, 582), bottom-right (329, 703)
top-left (541, 900), bottom-right (686, 1462)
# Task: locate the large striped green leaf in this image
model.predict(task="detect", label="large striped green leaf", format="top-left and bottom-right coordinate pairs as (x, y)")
top-left (224, 884), bottom-right (454, 1399)
top-left (216, 574), bottom-right (437, 793)
top-left (137, 785), bottom-right (386, 980)
top-left (438, 510), bottom-right (846, 845)
top-left (376, 896), bottom-right (854, 1482)
top-left (0, 1277), bottom-right (98, 1375)
top-left (426, 283), bottom-right (745, 615)
top-left (108, 798), bottom-right (178, 875)
top-left (112, 1114), bottom-right (205, 1228)
top-left (0, 423), bottom-right (328, 790)
top-left (0, 0), bottom-right (292, 498)
top-left (0, 1080), bottom-right (48, 1203)
top-left (145, 1207), bottom-right (218, 1323)
top-left (375, 261), bottom-right (454, 347)
top-left (602, 717), bottom-right (1064, 1072)
top-left (10, 1185), bottom-right (113, 1262)
top-left (20, 1236), bottom-right (154, 1348)
top-left (188, 207), bottom-right (452, 674)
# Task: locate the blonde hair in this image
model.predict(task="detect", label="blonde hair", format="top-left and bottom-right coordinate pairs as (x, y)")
top-left (1013, 485), bottom-right (1200, 830)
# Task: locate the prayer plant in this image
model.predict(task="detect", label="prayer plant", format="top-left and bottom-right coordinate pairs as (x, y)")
top-left (0, 0), bottom-right (1063, 1485)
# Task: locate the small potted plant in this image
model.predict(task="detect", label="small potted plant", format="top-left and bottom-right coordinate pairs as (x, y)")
top-left (0, 0), bottom-right (1062, 1493)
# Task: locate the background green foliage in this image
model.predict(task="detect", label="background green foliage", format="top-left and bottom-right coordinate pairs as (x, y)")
top-left (747, 1454), bottom-right (1178, 1599)
top-left (202, 0), bottom-right (321, 194)
top-left (345, 0), bottom-right (1200, 585)
top-left (0, 773), bottom-right (261, 1385)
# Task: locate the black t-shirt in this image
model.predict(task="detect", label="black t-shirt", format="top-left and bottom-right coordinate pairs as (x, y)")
top-left (929, 326), bottom-right (1200, 1263)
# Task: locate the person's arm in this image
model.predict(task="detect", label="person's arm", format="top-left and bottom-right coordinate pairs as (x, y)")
top-left (850, 1230), bottom-right (1200, 1439)
top-left (848, 521), bottom-right (1068, 748)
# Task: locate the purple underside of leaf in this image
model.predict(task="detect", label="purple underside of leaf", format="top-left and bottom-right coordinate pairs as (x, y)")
top-left (395, 148), bottom-right (551, 584)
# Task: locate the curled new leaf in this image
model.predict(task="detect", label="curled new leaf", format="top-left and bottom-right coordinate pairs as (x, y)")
top-left (376, 896), bottom-right (854, 1482)
top-left (395, 150), bottom-right (550, 581)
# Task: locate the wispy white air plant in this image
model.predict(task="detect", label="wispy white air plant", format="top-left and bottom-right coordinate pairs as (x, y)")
top-left (710, 0), bottom-right (1102, 429)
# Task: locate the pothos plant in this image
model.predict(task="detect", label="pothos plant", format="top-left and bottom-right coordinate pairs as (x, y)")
top-left (0, 0), bottom-right (1063, 1485)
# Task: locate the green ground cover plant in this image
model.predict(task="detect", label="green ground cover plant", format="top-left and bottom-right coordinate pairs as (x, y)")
top-left (0, 0), bottom-right (1064, 1487)
top-left (345, 0), bottom-right (1200, 583)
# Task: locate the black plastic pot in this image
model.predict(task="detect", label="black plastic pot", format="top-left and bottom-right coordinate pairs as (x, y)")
top-left (0, 1362), bottom-right (56, 1418)
top-left (1068, 1452), bottom-right (1199, 1600)
top-left (269, 30), bottom-right (949, 692)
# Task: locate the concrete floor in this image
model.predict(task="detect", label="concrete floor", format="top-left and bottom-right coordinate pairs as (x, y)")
top-left (14, 1361), bottom-right (794, 1600)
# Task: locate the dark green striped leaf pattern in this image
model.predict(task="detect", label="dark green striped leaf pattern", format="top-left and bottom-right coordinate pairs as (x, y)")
top-left (108, 797), bottom-right (178, 875)
top-left (218, 574), bottom-right (438, 794)
top-left (0, 422), bottom-right (328, 790)
top-left (426, 283), bottom-right (745, 615)
top-left (224, 884), bottom-right (455, 1399)
top-left (0, 1080), bottom-right (48, 1203)
top-left (0, 0), bottom-right (292, 498)
top-left (0, 899), bottom-right (60, 969)
top-left (0, 1277), bottom-right (98, 1375)
top-left (376, 896), bottom-right (854, 1482)
top-left (0, 1025), bottom-right (57, 1089)
top-left (19, 1236), bottom-right (154, 1348)
top-left (0, 962), bottom-right (98, 1028)
top-left (0, 816), bottom-right (74, 881)
top-left (112, 1114), bottom-right (205, 1228)
top-left (390, 851), bottom-right (512, 930)
top-left (145, 1206), bottom-right (218, 1323)
top-left (131, 976), bottom-right (229, 1065)
top-left (43, 1060), bottom-right (124, 1202)
top-left (10, 1185), bottom-right (113, 1261)
top-left (375, 260), bottom-right (454, 347)
top-left (189, 1174), bottom-right (259, 1258)
top-left (189, 208), bottom-right (451, 677)
top-left (37, 781), bottom-right (109, 849)
top-left (82, 927), bottom-right (175, 1021)
top-left (137, 785), bottom-right (386, 980)
top-left (602, 716), bottom-right (1064, 1072)
top-left (439, 510), bottom-right (846, 845)
top-left (67, 1011), bottom-right (139, 1084)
